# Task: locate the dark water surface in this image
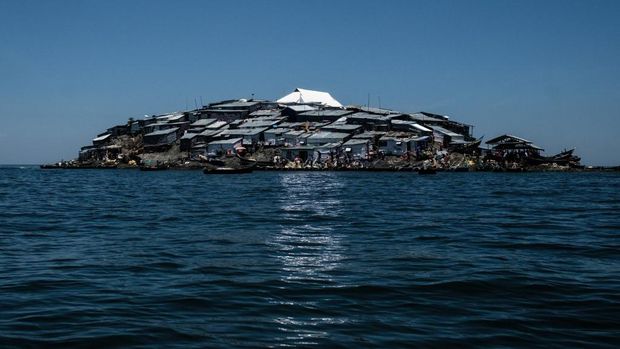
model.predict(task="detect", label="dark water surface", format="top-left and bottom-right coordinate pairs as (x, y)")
top-left (1, 166), bottom-right (619, 348)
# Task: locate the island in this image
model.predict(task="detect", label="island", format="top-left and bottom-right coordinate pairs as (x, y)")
top-left (42, 88), bottom-right (583, 173)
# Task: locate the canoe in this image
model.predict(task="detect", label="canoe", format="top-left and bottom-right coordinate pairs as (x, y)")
top-left (203, 166), bottom-right (253, 174)
top-left (418, 168), bottom-right (437, 175)
top-left (139, 164), bottom-right (168, 171)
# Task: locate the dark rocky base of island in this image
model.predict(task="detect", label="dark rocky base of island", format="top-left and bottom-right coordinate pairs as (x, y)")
top-left (43, 88), bottom-right (595, 173)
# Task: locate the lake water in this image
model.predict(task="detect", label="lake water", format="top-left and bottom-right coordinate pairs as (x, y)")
top-left (1, 166), bottom-right (619, 348)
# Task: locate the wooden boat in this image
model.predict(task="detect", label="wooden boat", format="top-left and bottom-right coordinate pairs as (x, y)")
top-left (203, 166), bottom-right (254, 174)
top-left (527, 148), bottom-right (580, 165)
top-left (236, 153), bottom-right (259, 166)
top-left (40, 164), bottom-right (64, 169)
top-left (418, 167), bottom-right (437, 175)
top-left (139, 163), bottom-right (168, 171)
top-left (40, 163), bottom-right (117, 169)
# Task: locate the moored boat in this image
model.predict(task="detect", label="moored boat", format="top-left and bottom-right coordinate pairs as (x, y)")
top-left (418, 167), bottom-right (437, 175)
top-left (203, 166), bottom-right (254, 174)
top-left (139, 161), bottom-right (169, 171)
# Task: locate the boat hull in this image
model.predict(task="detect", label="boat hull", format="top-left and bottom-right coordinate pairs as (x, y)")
top-left (203, 167), bottom-right (254, 174)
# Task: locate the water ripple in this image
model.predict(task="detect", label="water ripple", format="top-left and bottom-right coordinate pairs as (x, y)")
top-left (0, 167), bottom-right (619, 347)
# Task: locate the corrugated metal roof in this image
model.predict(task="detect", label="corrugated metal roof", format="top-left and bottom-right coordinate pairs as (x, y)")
top-left (167, 114), bottom-right (186, 122)
top-left (144, 127), bottom-right (179, 137)
top-left (346, 112), bottom-right (392, 121)
top-left (406, 113), bottom-right (442, 122)
top-left (205, 121), bottom-right (229, 129)
top-left (430, 126), bottom-right (463, 137)
top-left (198, 129), bottom-right (223, 137)
top-left (391, 120), bottom-right (433, 132)
top-left (352, 131), bottom-right (386, 139)
top-left (343, 139), bottom-right (370, 146)
top-left (297, 109), bottom-right (353, 117)
top-left (211, 100), bottom-right (262, 109)
top-left (486, 134), bottom-right (532, 145)
top-left (219, 127), bottom-right (268, 136)
top-left (283, 105), bottom-right (318, 112)
top-left (284, 130), bottom-right (309, 137)
top-left (411, 123), bottom-right (432, 133)
top-left (238, 120), bottom-right (282, 128)
top-left (264, 128), bottom-right (291, 134)
top-left (249, 109), bottom-right (282, 117)
top-left (181, 132), bottom-right (200, 140)
top-left (203, 109), bottom-right (248, 113)
top-left (307, 131), bottom-right (349, 140)
top-left (322, 124), bottom-right (363, 131)
top-left (190, 118), bottom-right (217, 127)
top-left (208, 138), bottom-right (243, 145)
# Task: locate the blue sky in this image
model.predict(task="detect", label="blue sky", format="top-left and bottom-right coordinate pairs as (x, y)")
top-left (1, 0), bottom-right (619, 165)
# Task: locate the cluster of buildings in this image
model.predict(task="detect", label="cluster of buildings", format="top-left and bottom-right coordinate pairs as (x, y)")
top-left (78, 88), bottom-right (478, 165)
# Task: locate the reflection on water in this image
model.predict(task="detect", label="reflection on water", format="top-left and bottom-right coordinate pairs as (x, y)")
top-left (268, 173), bottom-right (348, 345)
top-left (272, 226), bottom-right (342, 281)
top-left (272, 173), bottom-right (346, 281)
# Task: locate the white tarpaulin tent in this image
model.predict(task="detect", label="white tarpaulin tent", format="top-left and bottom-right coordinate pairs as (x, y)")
top-left (277, 88), bottom-right (343, 108)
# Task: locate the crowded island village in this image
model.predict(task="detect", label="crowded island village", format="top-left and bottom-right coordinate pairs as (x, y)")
top-left (42, 88), bottom-right (582, 173)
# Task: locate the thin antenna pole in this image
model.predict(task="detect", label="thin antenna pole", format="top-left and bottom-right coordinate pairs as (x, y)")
top-left (378, 96), bottom-right (381, 109)
top-left (367, 93), bottom-right (370, 109)
top-left (194, 98), bottom-right (198, 109)
top-left (200, 96), bottom-right (203, 106)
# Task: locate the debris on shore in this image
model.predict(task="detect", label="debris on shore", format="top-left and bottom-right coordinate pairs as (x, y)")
top-left (42, 88), bottom-right (587, 172)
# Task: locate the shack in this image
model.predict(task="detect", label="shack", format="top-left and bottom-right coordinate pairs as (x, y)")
top-left (306, 131), bottom-right (350, 146)
top-left (343, 139), bottom-right (370, 160)
top-left (190, 143), bottom-right (208, 159)
top-left (264, 128), bottom-right (290, 146)
top-left (129, 120), bottom-right (143, 135)
top-left (408, 136), bottom-right (431, 155)
top-left (207, 138), bottom-right (243, 157)
top-left (430, 125), bottom-right (465, 148)
top-left (143, 122), bottom-right (188, 135)
top-left (379, 135), bottom-right (410, 156)
top-left (283, 146), bottom-right (315, 162)
top-left (189, 118), bottom-right (217, 132)
top-left (92, 133), bottom-right (112, 147)
top-left (283, 130), bottom-right (310, 146)
top-left (202, 99), bottom-right (277, 121)
top-left (180, 132), bottom-right (201, 152)
top-left (204, 120), bottom-right (229, 130)
top-left (106, 125), bottom-right (129, 137)
top-left (313, 143), bottom-right (342, 163)
top-left (486, 134), bottom-right (544, 157)
top-left (217, 127), bottom-right (268, 146)
top-left (143, 127), bottom-right (180, 147)
top-left (391, 120), bottom-right (433, 135)
top-left (345, 112), bottom-right (394, 130)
